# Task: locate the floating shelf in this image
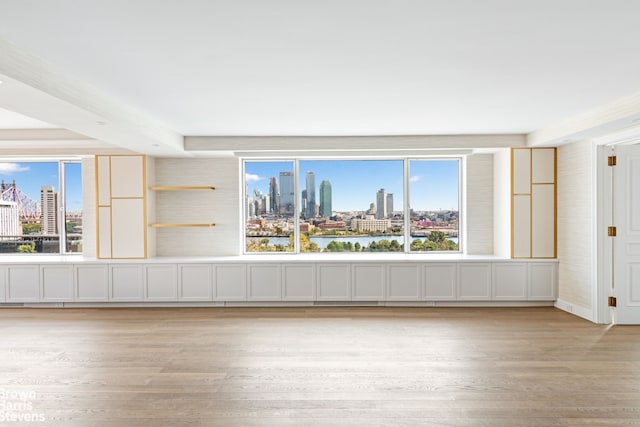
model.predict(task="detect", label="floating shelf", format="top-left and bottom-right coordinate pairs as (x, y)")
top-left (150, 186), bottom-right (215, 191)
top-left (150, 223), bottom-right (216, 228)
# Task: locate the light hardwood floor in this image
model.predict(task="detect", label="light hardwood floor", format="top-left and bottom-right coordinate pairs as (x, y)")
top-left (0, 307), bottom-right (639, 426)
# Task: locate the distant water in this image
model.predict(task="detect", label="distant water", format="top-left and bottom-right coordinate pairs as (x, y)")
top-left (251, 235), bottom-right (458, 249)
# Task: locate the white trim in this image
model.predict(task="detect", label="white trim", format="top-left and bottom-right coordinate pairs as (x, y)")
top-left (554, 298), bottom-right (594, 322)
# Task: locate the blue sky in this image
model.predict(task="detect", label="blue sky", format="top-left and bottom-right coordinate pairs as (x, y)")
top-left (0, 162), bottom-right (83, 211)
top-left (245, 159), bottom-right (459, 211)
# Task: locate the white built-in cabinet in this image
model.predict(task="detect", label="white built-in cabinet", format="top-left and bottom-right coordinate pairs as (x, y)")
top-left (0, 260), bottom-right (557, 305)
top-left (178, 264), bottom-right (212, 301)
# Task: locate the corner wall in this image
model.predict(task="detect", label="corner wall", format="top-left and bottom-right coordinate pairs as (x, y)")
top-left (556, 140), bottom-right (595, 319)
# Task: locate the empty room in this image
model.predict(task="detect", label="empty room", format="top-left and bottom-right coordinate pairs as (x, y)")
top-left (1, 1), bottom-right (640, 425)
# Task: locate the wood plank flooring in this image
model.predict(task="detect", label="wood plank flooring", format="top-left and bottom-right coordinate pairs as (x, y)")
top-left (0, 307), bottom-right (639, 426)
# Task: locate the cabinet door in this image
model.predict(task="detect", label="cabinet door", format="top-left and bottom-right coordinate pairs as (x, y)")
top-left (387, 264), bottom-right (421, 301)
top-left (110, 265), bottom-right (144, 301)
top-left (317, 264), bottom-right (351, 301)
top-left (0, 266), bottom-right (5, 302)
top-left (178, 264), bottom-right (212, 301)
top-left (75, 265), bottom-right (109, 302)
top-left (145, 265), bottom-right (178, 301)
top-left (213, 264), bottom-right (246, 301)
top-left (352, 264), bottom-right (385, 301)
top-left (528, 263), bottom-right (557, 300)
top-left (6, 265), bottom-right (40, 302)
top-left (423, 263), bottom-right (456, 300)
top-left (247, 264), bottom-right (281, 301)
top-left (493, 263), bottom-right (527, 300)
top-left (41, 265), bottom-right (74, 301)
top-left (458, 264), bottom-right (492, 300)
top-left (282, 264), bottom-right (315, 301)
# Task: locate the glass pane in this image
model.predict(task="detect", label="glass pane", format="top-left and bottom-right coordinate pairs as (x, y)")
top-left (409, 159), bottom-right (460, 252)
top-left (64, 162), bottom-right (83, 253)
top-left (0, 162), bottom-right (60, 253)
top-left (298, 160), bottom-right (404, 252)
top-left (244, 161), bottom-right (295, 252)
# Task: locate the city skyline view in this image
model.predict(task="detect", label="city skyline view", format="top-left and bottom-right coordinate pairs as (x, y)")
top-left (245, 159), bottom-right (459, 212)
top-left (0, 162), bottom-right (83, 211)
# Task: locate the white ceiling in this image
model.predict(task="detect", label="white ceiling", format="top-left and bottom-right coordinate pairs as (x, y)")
top-left (1, 0), bottom-right (640, 153)
top-left (0, 107), bottom-right (57, 129)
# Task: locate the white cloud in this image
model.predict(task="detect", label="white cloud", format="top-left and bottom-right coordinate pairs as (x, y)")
top-left (0, 163), bottom-right (29, 175)
top-left (410, 175), bottom-right (421, 183)
top-left (245, 173), bottom-right (264, 183)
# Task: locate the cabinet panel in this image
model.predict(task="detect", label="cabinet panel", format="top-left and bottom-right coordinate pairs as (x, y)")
top-left (6, 265), bottom-right (40, 302)
top-left (97, 206), bottom-right (112, 258)
top-left (513, 195), bottom-right (531, 258)
top-left (493, 263), bottom-right (527, 300)
top-left (531, 148), bottom-right (555, 184)
top-left (75, 265), bottom-right (109, 301)
top-left (531, 184), bottom-right (555, 258)
top-left (247, 264), bottom-right (281, 301)
top-left (282, 264), bottom-right (315, 301)
top-left (213, 264), bottom-right (246, 301)
top-left (178, 264), bottom-right (212, 301)
top-left (317, 264), bottom-right (351, 300)
top-left (423, 263), bottom-right (456, 300)
top-left (352, 264), bottom-right (385, 301)
top-left (528, 263), bottom-right (557, 300)
top-left (145, 265), bottom-right (178, 301)
top-left (110, 265), bottom-right (144, 301)
top-left (41, 265), bottom-right (74, 301)
top-left (458, 264), bottom-right (491, 300)
top-left (110, 156), bottom-right (144, 198)
top-left (513, 149), bottom-right (531, 194)
top-left (0, 266), bottom-right (5, 302)
top-left (111, 199), bottom-right (145, 258)
top-left (387, 264), bottom-right (420, 301)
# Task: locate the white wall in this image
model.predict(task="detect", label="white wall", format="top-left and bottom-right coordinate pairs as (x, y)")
top-left (493, 149), bottom-right (511, 257)
top-left (153, 157), bottom-right (240, 256)
top-left (466, 154), bottom-right (493, 254)
top-left (81, 157), bottom-right (96, 258)
top-left (557, 140), bottom-right (594, 312)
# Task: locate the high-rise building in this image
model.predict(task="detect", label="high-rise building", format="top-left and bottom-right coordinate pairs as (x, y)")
top-left (0, 201), bottom-right (21, 240)
top-left (319, 180), bottom-right (332, 218)
top-left (301, 189), bottom-right (307, 217)
top-left (269, 177), bottom-right (279, 214)
top-left (386, 193), bottom-right (394, 218)
top-left (279, 171), bottom-right (294, 215)
top-left (376, 188), bottom-right (387, 219)
top-left (306, 171), bottom-right (316, 218)
top-left (40, 185), bottom-right (58, 235)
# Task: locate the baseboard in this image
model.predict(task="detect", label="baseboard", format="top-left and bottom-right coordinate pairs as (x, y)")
top-left (554, 298), bottom-right (595, 322)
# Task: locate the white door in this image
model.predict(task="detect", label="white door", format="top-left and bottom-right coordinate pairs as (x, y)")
top-left (613, 144), bottom-right (640, 324)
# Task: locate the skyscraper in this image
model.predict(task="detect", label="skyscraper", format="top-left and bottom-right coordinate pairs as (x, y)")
top-left (386, 193), bottom-right (394, 218)
top-left (0, 201), bottom-right (21, 240)
top-left (279, 171), bottom-right (294, 215)
top-left (269, 177), bottom-right (279, 214)
top-left (306, 171), bottom-right (316, 218)
top-left (40, 185), bottom-right (58, 235)
top-left (376, 188), bottom-right (387, 219)
top-left (319, 180), bottom-right (332, 217)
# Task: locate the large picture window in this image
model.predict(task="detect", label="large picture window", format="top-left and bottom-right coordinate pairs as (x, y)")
top-left (0, 160), bottom-right (82, 254)
top-left (244, 158), bottom-right (460, 254)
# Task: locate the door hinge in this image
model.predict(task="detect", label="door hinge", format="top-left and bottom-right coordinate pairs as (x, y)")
top-left (608, 226), bottom-right (617, 237)
top-left (608, 155), bottom-right (617, 166)
top-left (608, 296), bottom-right (617, 307)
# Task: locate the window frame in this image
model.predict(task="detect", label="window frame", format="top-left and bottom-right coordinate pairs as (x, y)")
top-left (0, 157), bottom-right (82, 255)
top-left (243, 156), bottom-right (463, 255)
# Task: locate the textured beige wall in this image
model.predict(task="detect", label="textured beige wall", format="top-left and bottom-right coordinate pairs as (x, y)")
top-left (557, 140), bottom-right (594, 309)
top-left (153, 157), bottom-right (240, 256)
top-left (466, 154), bottom-right (493, 254)
top-left (81, 157), bottom-right (96, 258)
